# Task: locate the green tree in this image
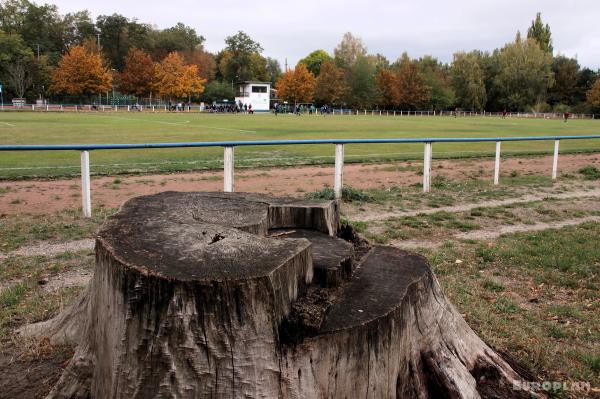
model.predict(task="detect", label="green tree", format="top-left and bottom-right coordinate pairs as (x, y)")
top-left (152, 22), bottom-right (204, 59)
top-left (265, 57), bottom-right (282, 85)
top-left (298, 50), bottom-right (332, 76)
top-left (201, 81), bottom-right (234, 103)
top-left (96, 14), bottom-right (154, 70)
top-left (416, 56), bottom-right (455, 110)
top-left (221, 31), bottom-right (263, 82)
top-left (63, 10), bottom-right (97, 47)
top-left (527, 12), bottom-right (553, 53)
top-left (548, 56), bottom-right (579, 106)
top-left (348, 56), bottom-right (377, 108)
top-left (0, 0), bottom-right (65, 62)
top-left (575, 68), bottom-right (598, 104)
top-left (0, 30), bottom-right (34, 99)
top-left (334, 32), bottom-right (367, 69)
top-left (451, 51), bottom-right (487, 111)
top-left (492, 35), bottom-right (554, 111)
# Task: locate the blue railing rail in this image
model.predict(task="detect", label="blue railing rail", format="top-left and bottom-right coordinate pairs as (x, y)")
top-left (2, 134), bottom-right (599, 217)
top-left (2, 135), bottom-right (600, 151)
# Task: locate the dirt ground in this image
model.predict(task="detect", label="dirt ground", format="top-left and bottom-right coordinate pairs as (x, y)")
top-left (1, 153), bottom-right (600, 215)
top-left (0, 343), bottom-right (73, 399)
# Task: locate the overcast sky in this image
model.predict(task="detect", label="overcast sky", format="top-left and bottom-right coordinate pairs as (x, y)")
top-left (48, 0), bottom-right (600, 69)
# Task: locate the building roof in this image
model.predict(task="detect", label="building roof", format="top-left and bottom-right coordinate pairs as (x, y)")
top-left (236, 81), bottom-right (272, 86)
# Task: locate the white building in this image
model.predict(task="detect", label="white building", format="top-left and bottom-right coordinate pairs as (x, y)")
top-left (234, 81), bottom-right (271, 112)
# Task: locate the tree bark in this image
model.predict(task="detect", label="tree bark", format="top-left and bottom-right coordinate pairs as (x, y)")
top-left (22, 192), bottom-right (536, 398)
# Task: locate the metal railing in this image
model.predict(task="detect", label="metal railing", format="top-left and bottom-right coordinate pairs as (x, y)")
top-left (2, 135), bottom-right (600, 217)
top-left (1, 104), bottom-right (598, 119)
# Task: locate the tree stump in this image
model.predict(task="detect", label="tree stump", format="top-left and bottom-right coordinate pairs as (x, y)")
top-left (24, 192), bottom-right (535, 398)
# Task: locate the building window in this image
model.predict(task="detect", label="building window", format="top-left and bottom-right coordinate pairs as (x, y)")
top-left (251, 86), bottom-right (268, 93)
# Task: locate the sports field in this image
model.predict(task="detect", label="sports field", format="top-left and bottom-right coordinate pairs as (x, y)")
top-left (0, 112), bottom-right (599, 178)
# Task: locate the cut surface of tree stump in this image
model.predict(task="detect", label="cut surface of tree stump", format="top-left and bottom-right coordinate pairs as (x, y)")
top-left (22, 191), bottom-right (535, 398)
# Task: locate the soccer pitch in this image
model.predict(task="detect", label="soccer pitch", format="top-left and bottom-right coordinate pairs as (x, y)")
top-left (0, 112), bottom-right (599, 178)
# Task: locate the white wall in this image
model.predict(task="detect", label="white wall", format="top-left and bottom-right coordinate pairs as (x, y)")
top-left (235, 84), bottom-right (270, 111)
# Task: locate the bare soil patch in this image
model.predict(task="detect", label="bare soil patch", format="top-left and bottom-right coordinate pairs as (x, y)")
top-left (0, 343), bottom-right (73, 399)
top-left (1, 152), bottom-right (600, 215)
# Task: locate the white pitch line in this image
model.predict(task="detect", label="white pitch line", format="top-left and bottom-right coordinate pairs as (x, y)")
top-left (87, 114), bottom-right (256, 133)
top-left (0, 122), bottom-right (16, 127)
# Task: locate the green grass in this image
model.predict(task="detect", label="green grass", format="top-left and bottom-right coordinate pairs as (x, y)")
top-left (0, 207), bottom-right (114, 252)
top-left (1, 113), bottom-right (599, 178)
top-left (415, 222), bottom-right (600, 387)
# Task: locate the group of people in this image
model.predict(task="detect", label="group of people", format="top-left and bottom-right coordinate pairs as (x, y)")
top-left (272, 103), bottom-right (331, 116)
top-left (167, 101), bottom-right (191, 112)
top-left (207, 102), bottom-right (254, 114)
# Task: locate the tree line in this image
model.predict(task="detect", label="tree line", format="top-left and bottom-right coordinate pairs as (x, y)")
top-left (1, 0), bottom-right (599, 112)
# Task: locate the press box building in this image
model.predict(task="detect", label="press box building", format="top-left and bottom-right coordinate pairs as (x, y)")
top-left (234, 81), bottom-right (271, 112)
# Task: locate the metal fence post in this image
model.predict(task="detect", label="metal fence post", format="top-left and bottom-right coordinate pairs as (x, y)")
top-left (334, 144), bottom-right (344, 200)
top-left (423, 142), bottom-right (432, 193)
top-left (80, 151), bottom-right (91, 218)
top-left (552, 140), bottom-right (560, 180)
top-left (224, 146), bottom-right (235, 192)
top-left (494, 141), bottom-right (501, 185)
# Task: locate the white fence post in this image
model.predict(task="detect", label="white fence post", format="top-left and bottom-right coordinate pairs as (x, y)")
top-left (423, 142), bottom-right (432, 193)
top-left (80, 151), bottom-right (92, 218)
top-left (552, 140), bottom-right (560, 180)
top-left (494, 141), bottom-right (501, 185)
top-left (334, 144), bottom-right (344, 200)
top-left (224, 146), bottom-right (235, 192)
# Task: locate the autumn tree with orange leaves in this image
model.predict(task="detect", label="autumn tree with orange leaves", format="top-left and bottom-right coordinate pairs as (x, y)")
top-left (276, 64), bottom-right (316, 104)
top-left (51, 45), bottom-right (112, 100)
top-left (118, 48), bottom-right (157, 98)
top-left (155, 52), bottom-right (207, 101)
top-left (396, 61), bottom-right (431, 109)
top-left (375, 68), bottom-right (399, 108)
top-left (376, 61), bottom-right (431, 109)
top-left (587, 79), bottom-right (600, 110)
top-left (314, 61), bottom-right (348, 105)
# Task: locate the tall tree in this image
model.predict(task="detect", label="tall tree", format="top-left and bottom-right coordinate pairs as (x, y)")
top-left (298, 50), bottom-right (332, 76)
top-left (183, 50), bottom-right (217, 81)
top-left (527, 12), bottom-right (553, 53)
top-left (51, 45), bottom-right (112, 99)
top-left (347, 56), bottom-right (377, 108)
top-left (587, 79), bottom-right (600, 110)
top-left (276, 63), bottom-right (315, 104)
top-left (314, 60), bottom-right (348, 105)
top-left (375, 68), bottom-right (399, 108)
top-left (450, 51), bottom-right (487, 111)
top-left (334, 32), bottom-right (367, 69)
top-left (492, 36), bottom-right (554, 111)
top-left (155, 51), bottom-right (206, 100)
top-left (63, 10), bottom-right (96, 47)
top-left (416, 56), bottom-right (455, 110)
top-left (0, 30), bottom-right (31, 98)
top-left (95, 14), bottom-right (153, 70)
top-left (575, 68), bottom-right (598, 104)
top-left (201, 81), bottom-right (234, 103)
top-left (118, 48), bottom-right (156, 98)
top-left (221, 31), bottom-right (263, 82)
top-left (548, 56), bottom-right (579, 106)
top-left (395, 60), bottom-right (431, 109)
top-left (152, 22), bottom-right (204, 59)
top-left (265, 57), bottom-right (282, 85)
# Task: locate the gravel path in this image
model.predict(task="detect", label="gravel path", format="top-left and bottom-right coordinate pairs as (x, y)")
top-left (0, 239), bottom-right (94, 260)
top-left (352, 188), bottom-right (600, 222)
top-left (391, 215), bottom-right (600, 249)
